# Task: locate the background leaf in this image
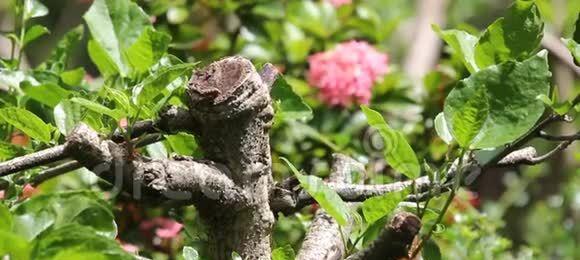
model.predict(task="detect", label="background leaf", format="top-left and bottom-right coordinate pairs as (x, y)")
top-left (272, 244), bottom-right (296, 260)
top-left (11, 191), bottom-right (117, 241)
top-left (271, 76), bottom-right (313, 124)
top-left (31, 224), bottom-right (131, 260)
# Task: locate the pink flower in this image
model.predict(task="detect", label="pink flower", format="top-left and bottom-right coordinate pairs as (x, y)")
top-left (327, 0), bottom-right (352, 7)
top-left (21, 184), bottom-right (38, 199)
top-left (118, 241), bottom-right (139, 254)
top-left (307, 41), bottom-right (388, 107)
top-left (0, 190), bottom-right (4, 200)
top-left (139, 217), bottom-right (183, 239)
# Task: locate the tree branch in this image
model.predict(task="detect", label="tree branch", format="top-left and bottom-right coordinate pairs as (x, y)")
top-left (497, 140), bottom-right (577, 167)
top-left (64, 124), bottom-right (246, 205)
top-left (0, 107), bottom-right (191, 177)
top-left (29, 134), bottom-right (165, 186)
top-left (345, 212), bottom-right (421, 260)
top-left (537, 130), bottom-right (580, 142)
top-left (0, 145), bottom-right (67, 177)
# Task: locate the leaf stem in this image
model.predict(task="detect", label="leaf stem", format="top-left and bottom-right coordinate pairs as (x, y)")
top-left (16, 0), bottom-right (26, 69)
top-left (410, 149), bottom-right (466, 258)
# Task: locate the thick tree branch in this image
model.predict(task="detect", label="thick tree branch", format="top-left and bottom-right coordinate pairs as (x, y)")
top-left (346, 212), bottom-right (421, 260)
top-left (65, 124), bottom-right (247, 205)
top-left (297, 154), bottom-right (364, 260)
top-left (30, 134), bottom-right (165, 186)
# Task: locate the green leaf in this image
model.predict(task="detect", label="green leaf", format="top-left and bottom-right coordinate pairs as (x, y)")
top-left (280, 157), bottom-right (350, 226)
top-left (0, 203), bottom-right (12, 231)
top-left (23, 25), bottom-right (49, 47)
top-left (24, 0), bottom-right (49, 19)
top-left (0, 141), bottom-right (24, 160)
top-left (449, 87), bottom-right (489, 148)
top-left (474, 0), bottom-right (544, 68)
top-left (434, 112), bottom-right (453, 144)
top-left (60, 67), bottom-right (86, 86)
top-left (43, 26), bottom-right (84, 73)
top-left (361, 106), bottom-right (420, 179)
top-left (0, 230), bottom-right (30, 260)
top-left (182, 246), bottom-right (199, 260)
top-left (361, 189), bottom-right (409, 225)
top-left (31, 224), bottom-right (132, 260)
top-left (53, 100), bottom-right (82, 135)
top-left (22, 82), bottom-right (70, 107)
top-left (70, 97), bottom-right (123, 121)
top-left (83, 0), bottom-right (151, 77)
top-left (444, 52), bottom-right (551, 149)
top-left (282, 22), bottom-right (314, 63)
top-left (0, 108), bottom-right (52, 143)
top-left (0, 69), bottom-right (39, 91)
top-left (132, 62), bottom-right (196, 107)
top-left (125, 27), bottom-right (171, 76)
top-left (103, 87), bottom-right (134, 116)
top-left (166, 133), bottom-right (199, 156)
top-left (272, 244), bottom-right (296, 260)
top-left (562, 13), bottom-right (580, 65)
top-left (536, 94), bottom-right (572, 116)
top-left (422, 239), bottom-right (442, 260)
top-left (271, 76), bottom-right (313, 124)
top-left (287, 0), bottom-right (339, 38)
top-left (145, 142), bottom-right (167, 159)
top-left (433, 25), bottom-right (479, 73)
top-left (11, 191), bottom-right (117, 241)
top-left (87, 39), bottom-right (119, 78)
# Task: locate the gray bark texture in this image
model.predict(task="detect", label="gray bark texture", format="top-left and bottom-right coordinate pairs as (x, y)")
top-left (65, 56), bottom-right (276, 259)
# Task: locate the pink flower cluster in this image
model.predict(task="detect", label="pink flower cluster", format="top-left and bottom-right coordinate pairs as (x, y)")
top-left (307, 41), bottom-right (388, 106)
top-left (139, 217), bottom-right (183, 239)
top-left (327, 0), bottom-right (352, 7)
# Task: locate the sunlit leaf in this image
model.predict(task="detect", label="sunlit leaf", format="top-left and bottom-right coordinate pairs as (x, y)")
top-left (362, 189), bottom-right (409, 225)
top-left (433, 25), bottom-right (479, 73)
top-left (70, 97), bottom-right (123, 121)
top-left (22, 25), bottom-right (49, 47)
top-left (474, 0), bottom-right (544, 68)
top-left (272, 244), bottom-right (296, 260)
top-left (361, 106), bottom-right (420, 179)
top-left (434, 112), bottom-right (454, 144)
top-left (0, 107), bottom-right (52, 143)
top-left (271, 76), bottom-right (313, 124)
top-left (281, 157), bottom-right (350, 226)
top-left (444, 52), bottom-right (550, 149)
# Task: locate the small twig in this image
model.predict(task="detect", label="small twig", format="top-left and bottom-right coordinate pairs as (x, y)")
top-left (538, 131), bottom-right (580, 142)
top-left (0, 145), bottom-right (67, 177)
top-left (497, 141), bottom-right (576, 167)
top-left (30, 161), bottom-right (81, 186)
top-left (410, 149), bottom-right (466, 258)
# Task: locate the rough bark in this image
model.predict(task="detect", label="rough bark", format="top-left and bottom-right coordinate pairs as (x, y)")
top-left (346, 212), bottom-right (421, 260)
top-left (186, 56), bottom-right (276, 259)
top-left (63, 56), bottom-right (278, 259)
